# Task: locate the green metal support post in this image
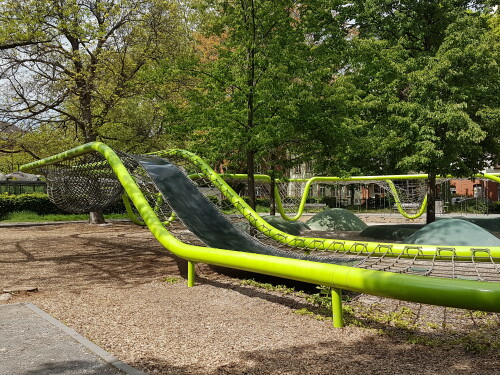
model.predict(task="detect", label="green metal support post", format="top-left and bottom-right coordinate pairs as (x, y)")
top-left (187, 260), bottom-right (196, 287)
top-left (331, 288), bottom-right (344, 328)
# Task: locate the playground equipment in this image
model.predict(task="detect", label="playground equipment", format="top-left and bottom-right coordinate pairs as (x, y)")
top-left (220, 173), bottom-right (430, 220)
top-left (20, 142), bottom-right (500, 327)
top-left (221, 172), bottom-right (500, 221)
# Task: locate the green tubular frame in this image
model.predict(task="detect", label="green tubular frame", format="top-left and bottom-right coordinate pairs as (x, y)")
top-left (123, 186), bottom-right (176, 227)
top-left (219, 173), bottom-right (500, 222)
top-left (273, 178), bottom-right (429, 221)
top-left (20, 142), bottom-right (500, 327)
top-left (215, 174), bottom-right (426, 220)
top-left (157, 149), bottom-right (500, 260)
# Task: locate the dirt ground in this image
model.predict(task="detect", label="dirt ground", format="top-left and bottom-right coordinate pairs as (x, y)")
top-left (1, 221), bottom-right (499, 375)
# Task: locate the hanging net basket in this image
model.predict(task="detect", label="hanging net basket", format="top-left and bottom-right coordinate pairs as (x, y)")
top-left (42, 152), bottom-right (124, 213)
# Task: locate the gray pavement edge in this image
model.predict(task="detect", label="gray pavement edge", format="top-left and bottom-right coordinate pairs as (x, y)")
top-left (20, 303), bottom-right (147, 375)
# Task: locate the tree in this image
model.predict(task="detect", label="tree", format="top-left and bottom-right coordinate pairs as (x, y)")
top-left (178, 0), bottom-right (340, 209)
top-left (0, 122), bottom-right (79, 173)
top-left (321, 1), bottom-right (499, 222)
top-left (0, 0), bottom-right (189, 222)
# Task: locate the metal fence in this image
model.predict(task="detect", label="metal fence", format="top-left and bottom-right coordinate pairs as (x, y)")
top-left (0, 181), bottom-right (47, 195)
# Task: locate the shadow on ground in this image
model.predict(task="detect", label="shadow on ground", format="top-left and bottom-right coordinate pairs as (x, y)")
top-left (128, 333), bottom-right (499, 375)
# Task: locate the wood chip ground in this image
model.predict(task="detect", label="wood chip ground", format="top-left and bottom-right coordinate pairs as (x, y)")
top-left (1, 221), bottom-right (499, 374)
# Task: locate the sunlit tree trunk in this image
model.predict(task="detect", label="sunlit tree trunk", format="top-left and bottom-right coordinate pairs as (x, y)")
top-left (426, 172), bottom-right (436, 224)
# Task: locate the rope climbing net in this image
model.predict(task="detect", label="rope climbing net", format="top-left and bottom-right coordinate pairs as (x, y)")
top-left (218, 176), bottom-right (430, 220)
top-left (158, 150), bottom-right (500, 283)
top-left (28, 147), bottom-right (500, 283)
top-left (38, 152), bottom-right (124, 213)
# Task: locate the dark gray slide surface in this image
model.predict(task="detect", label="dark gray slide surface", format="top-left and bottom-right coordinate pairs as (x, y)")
top-left (136, 156), bottom-right (357, 265)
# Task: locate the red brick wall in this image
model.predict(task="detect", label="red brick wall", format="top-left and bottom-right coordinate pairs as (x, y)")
top-left (451, 179), bottom-right (499, 201)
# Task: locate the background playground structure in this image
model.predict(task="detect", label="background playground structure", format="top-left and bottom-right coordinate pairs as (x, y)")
top-left (18, 142), bottom-right (500, 328)
top-left (218, 172), bottom-right (500, 218)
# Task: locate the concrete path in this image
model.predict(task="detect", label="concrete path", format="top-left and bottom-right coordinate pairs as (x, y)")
top-left (0, 303), bottom-right (146, 375)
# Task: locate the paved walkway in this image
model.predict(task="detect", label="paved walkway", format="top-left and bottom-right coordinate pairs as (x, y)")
top-left (0, 303), bottom-right (146, 375)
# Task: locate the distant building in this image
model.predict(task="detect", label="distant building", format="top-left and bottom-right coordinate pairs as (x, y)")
top-left (450, 165), bottom-right (500, 201)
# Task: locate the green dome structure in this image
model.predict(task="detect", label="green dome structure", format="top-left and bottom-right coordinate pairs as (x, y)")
top-left (263, 215), bottom-right (310, 235)
top-left (306, 208), bottom-right (368, 231)
top-left (404, 219), bottom-right (500, 247)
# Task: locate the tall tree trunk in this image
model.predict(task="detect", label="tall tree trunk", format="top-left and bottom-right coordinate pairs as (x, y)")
top-left (247, 149), bottom-right (256, 210)
top-left (81, 101), bottom-right (106, 224)
top-left (89, 210), bottom-right (105, 224)
top-left (269, 162), bottom-right (276, 215)
top-left (426, 172), bottom-right (437, 224)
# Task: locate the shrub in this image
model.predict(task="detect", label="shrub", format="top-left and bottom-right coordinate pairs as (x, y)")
top-left (0, 193), bottom-right (61, 218)
top-left (0, 193), bottom-right (126, 219)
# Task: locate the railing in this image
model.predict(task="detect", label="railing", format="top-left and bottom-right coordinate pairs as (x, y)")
top-left (0, 180), bottom-right (47, 195)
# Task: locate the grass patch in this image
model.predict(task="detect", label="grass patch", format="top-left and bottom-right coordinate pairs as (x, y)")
top-left (0, 211), bottom-right (128, 222)
top-left (240, 278), bottom-right (301, 296)
top-left (162, 276), bottom-right (182, 284)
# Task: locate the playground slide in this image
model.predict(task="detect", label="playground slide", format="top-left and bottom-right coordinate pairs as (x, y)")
top-left (20, 142), bottom-right (500, 326)
top-left (134, 155), bottom-right (357, 265)
top-left (155, 149), bottom-right (500, 259)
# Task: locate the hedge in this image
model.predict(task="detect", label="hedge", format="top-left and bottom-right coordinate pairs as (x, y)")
top-left (0, 193), bottom-right (126, 219)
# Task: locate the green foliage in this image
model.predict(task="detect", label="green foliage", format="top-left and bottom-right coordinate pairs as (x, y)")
top-left (0, 0), bottom-right (190, 156)
top-left (1, 211), bottom-right (88, 222)
top-left (325, 2), bottom-right (499, 177)
top-left (162, 276), bottom-right (182, 284)
top-left (0, 211), bottom-right (127, 222)
top-left (448, 198), bottom-right (497, 214)
top-left (305, 286), bottom-right (333, 313)
top-left (166, 0), bottom-right (347, 206)
top-left (240, 279), bottom-right (298, 295)
top-left (0, 193), bottom-right (126, 219)
top-left (0, 193), bottom-right (62, 218)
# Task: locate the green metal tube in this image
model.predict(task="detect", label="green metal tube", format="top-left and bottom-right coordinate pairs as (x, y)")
top-left (331, 288), bottom-right (344, 328)
top-left (187, 261), bottom-right (196, 287)
top-left (156, 149), bottom-right (500, 260)
top-left (123, 193), bottom-right (146, 226)
top-left (220, 173), bottom-right (428, 221)
top-left (221, 172), bottom-right (500, 221)
top-left (386, 180), bottom-right (428, 219)
top-left (20, 142), bottom-right (500, 313)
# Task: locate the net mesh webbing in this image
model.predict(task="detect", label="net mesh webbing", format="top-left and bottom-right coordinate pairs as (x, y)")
top-left (31, 148), bottom-right (500, 282)
top-left (41, 153), bottom-right (123, 213)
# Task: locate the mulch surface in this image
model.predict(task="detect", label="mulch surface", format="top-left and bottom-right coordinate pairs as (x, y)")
top-left (1, 222), bottom-right (499, 374)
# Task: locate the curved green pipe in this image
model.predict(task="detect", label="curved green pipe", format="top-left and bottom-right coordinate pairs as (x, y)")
top-left (220, 173), bottom-right (500, 222)
top-left (219, 174), bottom-right (428, 221)
top-left (123, 193), bottom-right (146, 226)
top-left (386, 180), bottom-right (428, 219)
top-left (20, 142), bottom-right (500, 313)
top-left (117, 191), bottom-right (179, 227)
top-left (158, 149), bottom-right (500, 260)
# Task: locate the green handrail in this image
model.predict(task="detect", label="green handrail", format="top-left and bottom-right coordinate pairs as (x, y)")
top-left (386, 180), bottom-right (428, 220)
top-left (157, 149), bottom-right (500, 260)
top-left (20, 142), bottom-right (500, 321)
